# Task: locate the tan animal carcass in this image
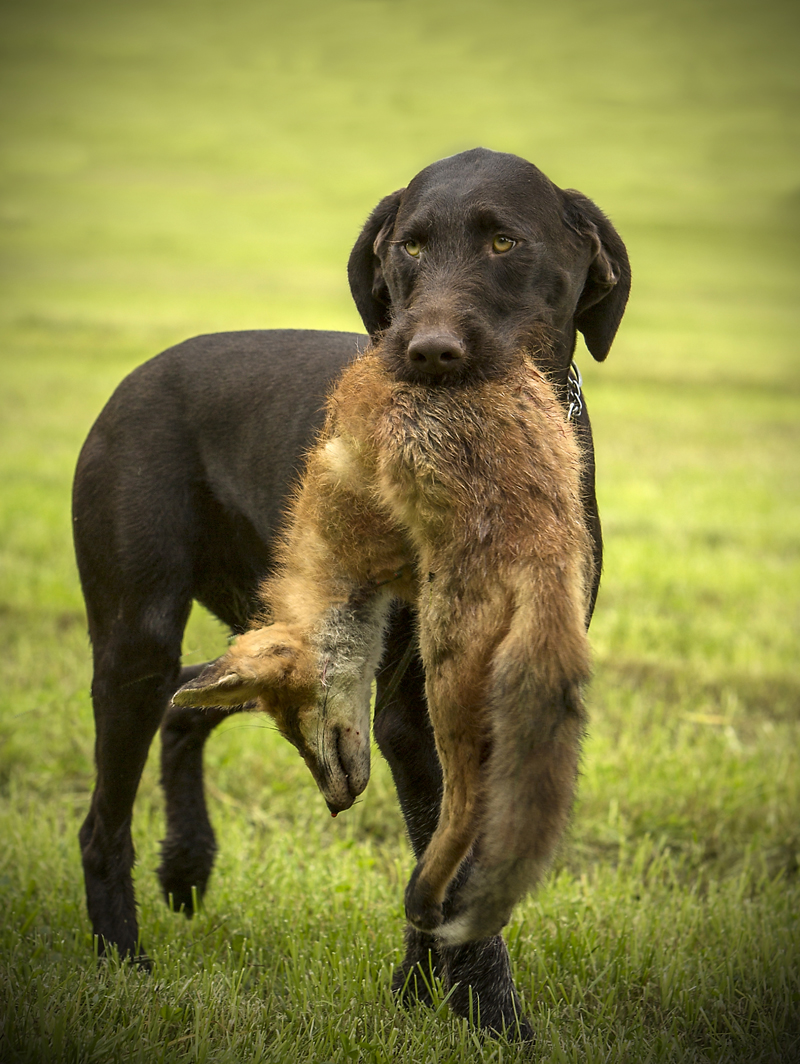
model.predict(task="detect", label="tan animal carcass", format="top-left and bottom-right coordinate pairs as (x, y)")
top-left (174, 342), bottom-right (593, 944)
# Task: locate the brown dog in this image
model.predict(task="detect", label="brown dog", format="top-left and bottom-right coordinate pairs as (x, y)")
top-left (173, 337), bottom-right (593, 944)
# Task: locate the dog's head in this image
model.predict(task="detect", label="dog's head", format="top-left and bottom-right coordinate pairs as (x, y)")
top-left (348, 148), bottom-right (630, 384)
top-left (171, 625), bottom-right (371, 814)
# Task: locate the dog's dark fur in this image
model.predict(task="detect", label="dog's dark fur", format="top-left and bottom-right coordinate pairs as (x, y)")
top-left (74, 148), bottom-right (629, 1038)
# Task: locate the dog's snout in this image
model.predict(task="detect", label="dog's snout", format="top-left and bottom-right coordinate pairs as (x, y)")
top-left (407, 331), bottom-right (465, 376)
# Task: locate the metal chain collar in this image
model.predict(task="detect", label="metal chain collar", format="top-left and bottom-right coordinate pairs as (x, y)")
top-left (566, 360), bottom-right (583, 422)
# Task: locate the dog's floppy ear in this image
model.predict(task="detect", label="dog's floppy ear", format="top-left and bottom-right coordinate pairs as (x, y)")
top-left (347, 189), bottom-right (404, 337)
top-left (170, 627), bottom-right (310, 710)
top-left (563, 190), bottom-right (631, 362)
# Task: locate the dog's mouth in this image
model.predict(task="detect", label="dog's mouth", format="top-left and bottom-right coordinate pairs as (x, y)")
top-left (378, 319), bottom-right (523, 387)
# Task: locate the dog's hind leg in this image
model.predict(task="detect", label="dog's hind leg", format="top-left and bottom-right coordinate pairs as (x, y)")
top-left (158, 685), bottom-right (244, 915)
top-left (78, 595), bottom-right (191, 962)
top-left (74, 424), bottom-right (203, 961)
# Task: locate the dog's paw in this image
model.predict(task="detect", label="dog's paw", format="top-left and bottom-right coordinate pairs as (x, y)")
top-left (157, 835), bottom-right (216, 917)
top-left (440, 935), bottom-right (535, 1042)
top-left (404, 865), bottom-right (444, 932)
top-left (390, 925), bottom-right (445, 1011)
top-left (392, 959), bottom-right (438, 1009)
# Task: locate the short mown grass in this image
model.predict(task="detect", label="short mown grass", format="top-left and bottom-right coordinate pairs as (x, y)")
top-left (1, 0), bottom-right (798, 1060)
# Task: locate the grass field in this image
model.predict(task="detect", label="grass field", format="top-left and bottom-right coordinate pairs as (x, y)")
top-left (1, 0), bottom-right (799, 1060)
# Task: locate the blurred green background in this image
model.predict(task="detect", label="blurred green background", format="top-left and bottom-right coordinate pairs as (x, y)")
top-left (2, 0), bottom-right (797, 374)
top-left (1, 0), bottom-right (798, 1060)
top-left (2, 0), bottom-right (798, 703)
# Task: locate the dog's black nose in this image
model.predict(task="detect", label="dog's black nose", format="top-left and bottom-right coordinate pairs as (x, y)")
top-left (407, 331), bottom-right (465, 376)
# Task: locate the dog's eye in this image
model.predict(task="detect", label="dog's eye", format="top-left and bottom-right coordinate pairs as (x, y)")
top-left (492, 234), bottom-right (516, 253)
top-left (403, 240), bottom-right (422, 258)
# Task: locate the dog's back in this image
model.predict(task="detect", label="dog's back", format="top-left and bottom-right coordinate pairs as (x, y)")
top-left (73, 329), bottom-right (367, 636)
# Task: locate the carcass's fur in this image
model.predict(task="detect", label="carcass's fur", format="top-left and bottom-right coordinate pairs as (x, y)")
top-left (174, 341), bottom-right (592, 943)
